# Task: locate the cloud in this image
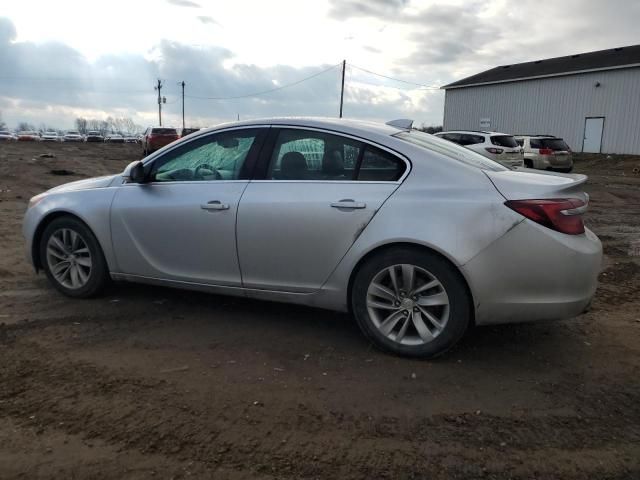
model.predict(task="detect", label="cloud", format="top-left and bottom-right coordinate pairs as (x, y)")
top-left (2, 0), bottom-right (638, 130)
top-left (0, 16), bottom-right (16, 44)
top-left (328, 0), bottom-right (409, 19)
top-left (196, 16), bottom-right (219, 25)
top-left (0, 18), bottom-right (439, 129)
top-left (167, 0), bottom-right (201, 8)
top-left (404, 4), bottom-right (495, 65)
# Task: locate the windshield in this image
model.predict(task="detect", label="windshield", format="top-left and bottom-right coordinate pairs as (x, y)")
top-left (394, 130), bottom-right (507, 172)
top-left (67, 131), bottom-right (79, 135)
top-left (490, 135), bottom-right (518, 148)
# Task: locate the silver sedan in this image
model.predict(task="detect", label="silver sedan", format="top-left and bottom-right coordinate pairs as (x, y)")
top-left (23, 118), bottom-right (602, 357)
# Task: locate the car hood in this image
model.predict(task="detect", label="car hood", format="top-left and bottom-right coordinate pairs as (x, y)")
top-left (47, 174), bottom-right (119, 194)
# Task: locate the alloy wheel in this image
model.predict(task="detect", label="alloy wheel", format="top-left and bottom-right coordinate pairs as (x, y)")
top-left (366, 264), bottom-right (450, 346)
top-left (46, 228), bottom-right (93, 289)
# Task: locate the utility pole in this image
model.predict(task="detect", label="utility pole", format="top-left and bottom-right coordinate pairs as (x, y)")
top-left (339, 59), bottom-right (346, 118)
top-left (180, 81), bottom-right (185, 129)
top-left (155, 79), bottom-right (163, 126)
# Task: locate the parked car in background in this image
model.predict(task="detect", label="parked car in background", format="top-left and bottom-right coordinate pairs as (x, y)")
top-left (23, 117), bottom-right (601, 358)
top-left (17, 131), bottom-right (41, 141)
top-left (0, 130), bottom-right (18, 142)
top-left (141, 126), bottom-right (179, 155)
top-left (85, 131), bottom-right (104, 143)
top-left (63, 130), bottom-right (83, 142)
top-left (178, 127), bottom-right (200, 138)
top-left (435, 130), bottom-right (524, 168)
top-left (515, 135), bottom-right (573, 173)
top-left (124, 135), bottom-right (138, 143)
top-left (41, 131), bottom-right (60, 142)
top-left (105, 134), bottom-right (125, 143)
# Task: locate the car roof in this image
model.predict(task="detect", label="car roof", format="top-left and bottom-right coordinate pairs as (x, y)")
top-left (437, 130), bottom-right (513, 136)
top-left (514, 134), bottom-right (557, 138)
top-left (193, 117), bottom-right (404, 141)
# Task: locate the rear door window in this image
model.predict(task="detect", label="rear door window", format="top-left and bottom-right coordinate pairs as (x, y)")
top-left (530, 139), bottom-right (542, 149)
top-left (267, 129), bottom-right (362, 180)
top-left (490, 135), bottom-right (518, 148)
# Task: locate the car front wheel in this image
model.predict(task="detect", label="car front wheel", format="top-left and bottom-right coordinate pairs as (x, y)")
top-left (40, 217), bottom-right (109, 298)
top-left (352, 248), bottom-right (471, 358)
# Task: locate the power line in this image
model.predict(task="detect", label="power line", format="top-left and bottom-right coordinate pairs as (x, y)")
top-left (348, 64), bottom-right (441, 89)
top-left (184, 63), bottom-right (342, 100)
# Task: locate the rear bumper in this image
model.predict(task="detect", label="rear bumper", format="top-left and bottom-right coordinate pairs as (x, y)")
top-left (529, 154), bottom-right (573, 170)
top-left (462, 220), bottom-right (602, 326)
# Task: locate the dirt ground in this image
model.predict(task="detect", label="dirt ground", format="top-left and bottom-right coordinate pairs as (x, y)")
top-left (0, 142), bottom-right (639, 479)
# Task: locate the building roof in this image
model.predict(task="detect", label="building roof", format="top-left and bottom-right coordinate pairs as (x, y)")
top-left (443, 44), bottom-right (640, 89)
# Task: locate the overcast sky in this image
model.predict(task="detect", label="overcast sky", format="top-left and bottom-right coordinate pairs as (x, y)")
top-left (1, 0), bottom-right (639, 130)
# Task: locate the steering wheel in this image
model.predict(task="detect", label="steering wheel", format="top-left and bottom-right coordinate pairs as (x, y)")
top-left (195, 164), bottom-right (222, 180)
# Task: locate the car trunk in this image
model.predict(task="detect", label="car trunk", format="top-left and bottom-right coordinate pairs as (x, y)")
top-left (484, 170), bottom-right (588, 204)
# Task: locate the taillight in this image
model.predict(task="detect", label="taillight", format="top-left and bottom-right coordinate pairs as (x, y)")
top-left (505, 198), bottom-right (586, 235)
top-left (485, 147), bottom-right (503, 154)
top-left (539, 148), bottom-right (554, 155)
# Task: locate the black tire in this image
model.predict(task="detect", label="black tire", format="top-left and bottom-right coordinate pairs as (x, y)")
top-left (351, 247), bottom-right (471, 358)
top-left (524, 159), bottom-right (533, 168)
top-left (39, 216), bottom-right (110, 298)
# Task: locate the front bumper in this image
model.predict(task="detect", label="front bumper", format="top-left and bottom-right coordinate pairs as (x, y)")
top-left (462, 220), bottom-right (602, 326)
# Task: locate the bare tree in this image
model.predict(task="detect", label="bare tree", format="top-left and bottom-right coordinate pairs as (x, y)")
top-left (0, 111), bottom-right (5, 129)
top-left (75, 117), bottom-right (88, 134)
top-left (38, 123), bottom-right (56, 133)
top-left (119, 117), bottom-right (139, 135)
top-left (83, 116), bottom-right (141, 136)
top-left (17, 122), bottom-right (36, 132)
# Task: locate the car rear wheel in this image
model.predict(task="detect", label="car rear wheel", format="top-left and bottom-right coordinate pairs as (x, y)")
top-left (40, 216), bottom-right (109, 298)
top-left (352, 248), bottom-right (471, 358)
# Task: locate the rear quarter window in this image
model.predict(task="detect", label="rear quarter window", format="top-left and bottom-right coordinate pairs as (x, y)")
top-left (357, 147), bottom-right (405, 181)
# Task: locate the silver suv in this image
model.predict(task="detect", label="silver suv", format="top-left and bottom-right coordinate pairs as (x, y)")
top-left (514, 135), bottom-right (573, 173)
top-left (434, 131), bottom-right (524, 168)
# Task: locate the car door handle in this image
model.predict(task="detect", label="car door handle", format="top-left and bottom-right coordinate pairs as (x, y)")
top-left (201, 201), bottom-right (230, 211)
top-left (330, 199), bottom-right (366, 209)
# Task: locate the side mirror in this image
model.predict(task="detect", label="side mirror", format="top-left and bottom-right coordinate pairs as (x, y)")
top-left (123, 160), bottom-right (147, 183)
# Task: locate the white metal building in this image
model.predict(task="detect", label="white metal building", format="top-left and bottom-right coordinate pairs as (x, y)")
top-left (442, 45), bottom-right (640, 154)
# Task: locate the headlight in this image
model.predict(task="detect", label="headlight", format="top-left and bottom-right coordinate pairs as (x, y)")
top-left (28, 193), bottom-right (47, 209)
